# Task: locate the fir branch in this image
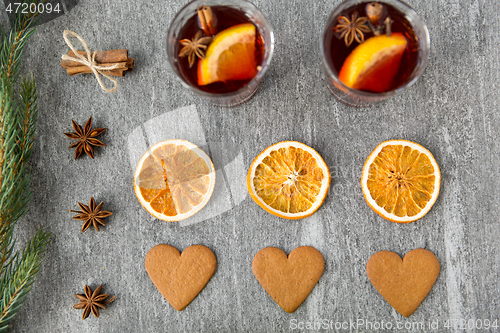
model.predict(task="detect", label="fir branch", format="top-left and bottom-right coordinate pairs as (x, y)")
top-left (0, 1), bottom-right (50, 331)
top-left (0, 229), bottom-right (50, 331)
top-left (0, 0), bottom-right (42, 231)
top-left (0, 227), bottom-right (15, 273)
top-left (18, 74), bottom-right (38, 162)
top-left (0, 71), bottom-right (23, 229)
top-left (0, 0), bottom-right (45, 83)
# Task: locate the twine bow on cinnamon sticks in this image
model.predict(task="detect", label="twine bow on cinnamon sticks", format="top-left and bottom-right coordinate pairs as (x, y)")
top-left (61, 30), bottom-right (134, 93)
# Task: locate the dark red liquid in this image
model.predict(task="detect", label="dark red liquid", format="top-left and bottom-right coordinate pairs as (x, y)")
top-left (324, 1), bottom-right (419, 92)
top-left (176, 6), bottom-right (264, 94)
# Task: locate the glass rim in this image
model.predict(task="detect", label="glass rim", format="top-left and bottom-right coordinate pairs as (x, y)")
top-left (320, 0), bottom-right (431, 99)
top-left (166, 0), bottom-right (275, 99)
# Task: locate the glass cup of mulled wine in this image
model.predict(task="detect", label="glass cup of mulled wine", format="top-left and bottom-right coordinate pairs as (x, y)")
top-left (167, 0), bottom-right (274, 107)
top-left (321, 0), bottom-right (430, 106)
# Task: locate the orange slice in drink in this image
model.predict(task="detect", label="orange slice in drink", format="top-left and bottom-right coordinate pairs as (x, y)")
top-left (134, 140), bottom-right (215, 222)
top-left (339, 33), bottom-right (408, 93)
top-left (198, 23), bottom-right (257, 85)
top-left (247, 141), bottom-right (331, 219)
top-left (361, 140), bottom-right (441, 223)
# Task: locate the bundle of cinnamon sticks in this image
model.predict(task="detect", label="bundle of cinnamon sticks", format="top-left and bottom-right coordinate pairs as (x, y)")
top-left (61, 49), bottom-right (134, 76)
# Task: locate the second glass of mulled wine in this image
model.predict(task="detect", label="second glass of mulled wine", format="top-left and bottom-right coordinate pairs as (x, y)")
top-left (321, 0), bottom-right (430, 106)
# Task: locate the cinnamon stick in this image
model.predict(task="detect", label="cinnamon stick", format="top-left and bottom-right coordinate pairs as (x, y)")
top-left (67, 68), bottom-right (125, 77)
top-left (61, 49), bottom-right (128, 68)
top-left (71, 49), bottom-right (127, 62)
top-left (126, 57), bottom-right (134, 72)
top-left (197, 6), bottom-right (217, 36)
top-left (61, 47), bottom-right (134, 78)
top-left (66, 62), bottom-right (128, 76)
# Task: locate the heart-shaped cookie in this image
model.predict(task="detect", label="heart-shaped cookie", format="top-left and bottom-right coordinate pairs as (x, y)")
top-left (145, 244), bottom-right (216, 311)
top-left (366, 249), bottom-right (440, 317)
top-left (252, 246), bottom-right (325, 313)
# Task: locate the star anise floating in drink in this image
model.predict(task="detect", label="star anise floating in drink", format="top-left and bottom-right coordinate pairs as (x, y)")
top-left (179, 30), bottom-right (213, 67)
top-left (334, 12), bottom-right (371, 47)
top-left (70, 197), bottom-right (112, 232)
top-left (73, 284), bottom-right (115, 320)
top-left (64, 116), bottom-right (106, 159)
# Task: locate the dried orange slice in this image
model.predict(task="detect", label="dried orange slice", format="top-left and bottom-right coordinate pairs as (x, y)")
top-left (247, 141), bottom-right (331, 219)
top-left (361, 140), bottom-right (441, 223)
top-left (339, 33), bottom-right (407, 92)
top-left (198, 23), bottom-right (257, 85)
top-left (133, 140), bottom-right (215, 222)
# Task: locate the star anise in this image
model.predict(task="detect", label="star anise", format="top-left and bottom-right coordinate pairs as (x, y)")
top-left (74, 284), bottom-right (115, 320)
top-left (64, 116), bottom-right (106, 159)
top-left (70, 197), bottom-right (112, 232)
top-left (179, 30), bottom-right (213, 67)
top-left (334, 12), bottom-right (371, 47)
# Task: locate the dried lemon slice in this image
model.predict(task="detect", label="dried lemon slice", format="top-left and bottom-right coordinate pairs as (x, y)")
top-left (134, 140), bottom-right (215, 222)
top-left (361, 140), bottom-right (441, 223)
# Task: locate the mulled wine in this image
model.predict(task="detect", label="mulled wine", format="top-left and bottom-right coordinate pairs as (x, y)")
top-left (167, 0), bottom-right (273, 106)
top-left (321, 0), bottom-right (429, 105)
top-left (176, 6), bottom-right (265, 94)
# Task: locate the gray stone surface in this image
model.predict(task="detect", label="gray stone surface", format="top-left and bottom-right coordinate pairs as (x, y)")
top-left (4, 0), bottom-right (499, 332)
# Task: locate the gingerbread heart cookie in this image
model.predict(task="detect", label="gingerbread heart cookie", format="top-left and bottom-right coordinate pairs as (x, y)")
top-left (366, 249), bottom-right (440, 317)
top-left (145, 244), bottom-right (216, 311)
top-left (252, 246), bottom-right (325, 313)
